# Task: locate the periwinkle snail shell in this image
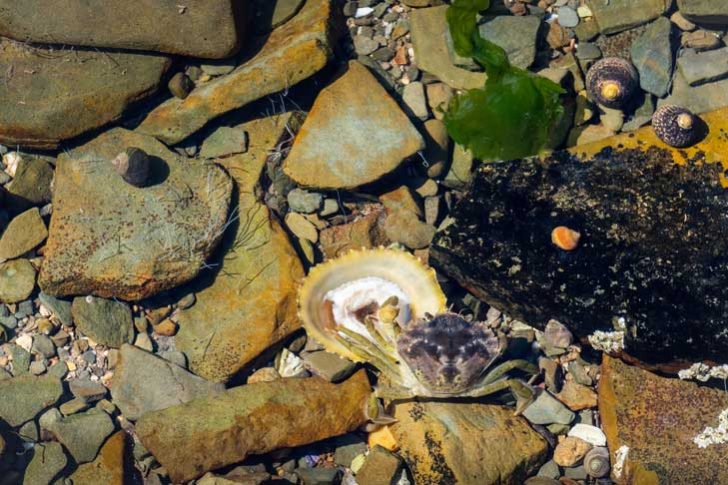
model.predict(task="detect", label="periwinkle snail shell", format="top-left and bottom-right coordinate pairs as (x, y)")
top-left (652, 105), bottom-right (701, 148)
top-left (112, 147), bottom-right (150, 187)
top-left (586, 57), bottom-right (639, 109)
top-left (584, 446), bottom-right (610, 478)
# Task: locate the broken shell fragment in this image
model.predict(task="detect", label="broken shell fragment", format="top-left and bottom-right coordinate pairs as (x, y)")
top-left (551, 226), bottom-right (581, 251)
top-left (112, 147), bottom-right (151, 187)
top-left (652, 105), bottom-right (701, 148)
top-left (297, 248), bottom-right (447, 363)
top-left (586, 57), bottom-right (639, 109)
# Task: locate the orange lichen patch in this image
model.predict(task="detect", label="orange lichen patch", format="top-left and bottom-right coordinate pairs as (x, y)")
top-left (369, 425), bottom-right (399, 452)
top-left (566, 107), bottom-right (728, 188)
top-left (551, 226), bottom-right (580, 251)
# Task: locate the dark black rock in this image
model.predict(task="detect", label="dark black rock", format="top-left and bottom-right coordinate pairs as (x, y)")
top-left (430, 146), bottom-right (728, 364)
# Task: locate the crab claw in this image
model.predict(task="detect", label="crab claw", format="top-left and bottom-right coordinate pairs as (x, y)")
top-left (364, 394), bottom-right (399, 427)
top-left (378, 296), bottom-right (400, 325)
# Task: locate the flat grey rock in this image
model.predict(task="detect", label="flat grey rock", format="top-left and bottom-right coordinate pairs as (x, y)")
top-left (677, 46), bottom-right (728, 86)
top-left (630, 17), bottom-right (675, 97)
top-left (479, 15), bottom-right (541, 69)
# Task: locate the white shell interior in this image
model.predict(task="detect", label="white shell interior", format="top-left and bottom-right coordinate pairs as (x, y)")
top-left (325, 276), bottom-right (412, 343)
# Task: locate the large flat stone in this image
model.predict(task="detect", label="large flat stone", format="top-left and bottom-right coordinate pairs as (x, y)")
top-left (630, 17), bottom-right (675, 97)
top-left (586, 0), bottom-right (668, 34)
top-left (0, 1), bottom-right (243, 59)
top-left (677, 46), bottom-right (728, 86)
top-left (40, 408), bottom-right (115, 464)
top-left (0, 38), bottom-right (169, 150)
top-left (0, 374), bottom-right (62, 427)
top-left (391, 402), bottom-right (548, 484)
top-left (430, 108), bottom-right (728, 365)
top-left (39, 128), bottom-right (232, 301)
top-left (283, 61), bottom-right (424, 189)
top-left (677, 0), bottom-right (728, 25)
top-left (135, 371), bottom-right (372, 482)
top-left (137, 0), bottom-right (335, 145)
top-left (410, 6), bottom-right (486, 90)
top-left (72, 297), bottom-right (134, 348)
top-left (479, 16), bottom-right (541, 69)
top-left (599, 356), bottom-right (728, 483)
top-left (176, 114), bottom-right (304, 382)
top-left (110, 344), bottom-right (224, 420)
top-left (659, 70), bottom-right (728, 114)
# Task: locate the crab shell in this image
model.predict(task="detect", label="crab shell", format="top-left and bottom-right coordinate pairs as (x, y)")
top-left (297, 248), bottom-right (447, 363)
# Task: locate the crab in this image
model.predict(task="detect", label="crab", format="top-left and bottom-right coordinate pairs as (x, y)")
top-left (297, 248), bottom-right (539, 421)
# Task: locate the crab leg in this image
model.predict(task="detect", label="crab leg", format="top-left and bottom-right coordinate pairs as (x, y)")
top-left (482, 359), bottom-right (538, 386)
top-left (462, 378), bottom-right (536, 415)
top-left (339, 328), bottom-right (403, 380)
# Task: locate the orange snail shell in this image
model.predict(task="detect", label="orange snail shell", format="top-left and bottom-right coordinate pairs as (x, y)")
top-left (551, 226), bottom-right (581, 251)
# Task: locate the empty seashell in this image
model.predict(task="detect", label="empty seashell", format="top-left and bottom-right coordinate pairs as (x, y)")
top-left (551, 226), bottom-right (581, 251)
top-left (112, 147), bottom-right (150, 187)
top-left (583, 446), bottom-right (610, 478)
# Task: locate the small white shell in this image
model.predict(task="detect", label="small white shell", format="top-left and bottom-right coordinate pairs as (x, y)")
top-left (298, 248), bottom-right (447, 362)
top-left (568, 423), bottom-right (607, 446)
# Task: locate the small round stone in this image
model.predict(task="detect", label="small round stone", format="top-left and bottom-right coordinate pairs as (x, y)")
top-left (168, 72), bottom-right (194, 100)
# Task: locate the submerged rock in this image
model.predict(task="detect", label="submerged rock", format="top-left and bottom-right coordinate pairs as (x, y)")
top-left (72, 296), bottom-right (134, 348)
top-left (586, 0), bottom-right (667, 34)
top-left (137, 0), bottom-right (335, 145)
top-left (23, 442), bottom-right (68, 485)
top-left (0, 1), bottom-right (243, 58)
top-left (0, 39), bottom-right (169, 149)
top-left (135, 371), bottom-right (372, 482)
top-left (431, 108), bottom-right (728, 365)
top-left (283, 61), bottom-right (424, 189)
top-left (69, 431), bottom-right (130, 485)
top-left (0, 208), bottom-right (47, 261)
top-left (599, 355), bottom-right (728, 483)
top-left (0, 374), bottom-right (63, 426)
top-left (175, 113), bottom-right (304, 382)
top-left (677, 0), bottom-right (728, 25)
top-left (391, 401), bottom-right (548, 484)
top-left (0, 258), bottom-right (36, 303)
top-left (40, 408), bottom-right (115, 464)
top-left (39, 128), bottom-right (232, 301)
top-left (110, 344), bottom-right (224, 420)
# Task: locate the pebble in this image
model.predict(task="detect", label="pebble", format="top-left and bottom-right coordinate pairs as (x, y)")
top-left (556, 381), bottom-right (598, 411)
top-left (557, 6), bottom-right (580, 27)
top-left (354, 35), bottom-right (379, 55)
top-left (334, 435), bottom-right (368, 467)
top-left (523, 390), bottom-right (576, 425)
top-left (301, 350), bottom-right (357, 382)
top-left (287, 188), bottom-right (324, 213)
top-left (134, 332), bottom-right (154, 352)
top-left (682, 29), bottom-right (721, 50)
top-left (599, 105), bottom-right (625, 132)
top-left (60, 397), bottom-right (91, 416)
top-left (29, 360), bottom-right (46, 375)
top-left (356, 445), bottom-right (404, 485)
top-left (568, 423), bottom-right (607, 446)
top-left (153, 319), bottom-right (178, 336)
top-left (368, 425), bottom-right (399, 452)
top-left (553, 436), bottom-right (592, 467)
top-left (402, 82), bottom-right (429, 120)
top-left (40, 407), bottom-right (115, 464)
top-left (168, 72), bottom-right (194, 99)
top-left (285, 212), bottom-right (319, 243)
top-left (0, 259), bottom-right (36, 304)
top-left (319, 198), bottom-right (339, 217)
top-left (670, 11), bottom-right (696, 31)
top-left (32, 334), bottom-right (56, 358)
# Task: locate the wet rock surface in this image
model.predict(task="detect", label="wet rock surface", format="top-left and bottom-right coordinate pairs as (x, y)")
top-left (283, 61), bottom-right (424, 189)
top-left (391, 401), bottom-right (549, 484)
top-left (137, 0), bottom-right (335, 145)
top-left (0, 39), bottom-right (170, 149)
top-left (432, 135), bottom-right (728, 364)
top-left (0, 1), bottom-right (243, 58)
top-left (135, 371), bottom-right (372, 482)
top-left (599, 355), bottom-right (728, 483)
top-left (39, 128), bottom-right (232, 301)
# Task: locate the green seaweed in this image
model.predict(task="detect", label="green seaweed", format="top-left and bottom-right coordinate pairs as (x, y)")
top-left (443, 0), bottom-right (565, 160)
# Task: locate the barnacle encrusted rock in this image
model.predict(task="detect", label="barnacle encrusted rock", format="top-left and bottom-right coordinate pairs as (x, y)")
top-left (175, 113), bottom-right (304, 383)
top-left (599, 356), bottom-right (728, 483)
top-left (283, 61), bottom-right (425, 189)
top-left (430, 107), bottom-right (728, 366)
top-left (39, 128), bottom-right (232, 301)
top-left (135, 371), bottom-right (372, 482)
top-left (0, 38), bottom-right (170, 149)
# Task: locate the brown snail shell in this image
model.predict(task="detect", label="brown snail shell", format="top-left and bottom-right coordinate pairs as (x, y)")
top-left (586, 57), bottom-right (639, 109)
top-left (112, 147), bottom-right (150, 187)
top-left (652, 105), bottom-right (701, 148)
top-left (551, 226), bottom-right (580, 251)
top-left (584, 446), bottom-right (610, 478)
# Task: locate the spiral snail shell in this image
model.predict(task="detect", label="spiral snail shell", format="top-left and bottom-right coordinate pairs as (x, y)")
top-left (112, 147), bottom-right (150, 188)
top-left (586, 57), bottom-right (639, 109)
top-left (584, 446), bottom-right (610, 478)
top-left (652, 105), bottom-right (702, 148)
